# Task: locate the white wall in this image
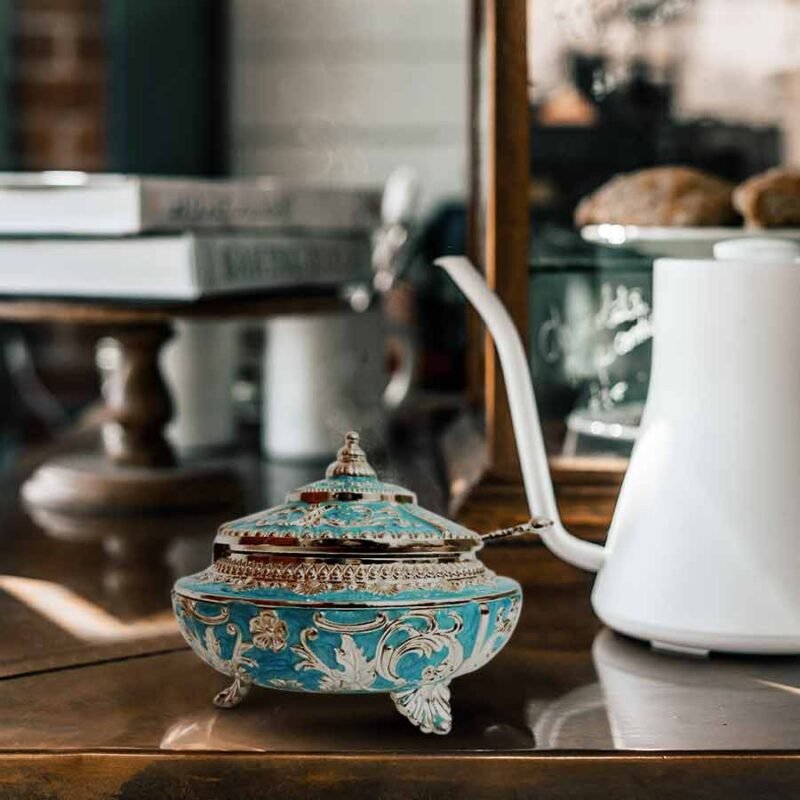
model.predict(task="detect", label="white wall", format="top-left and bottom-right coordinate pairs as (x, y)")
top-left (229, 0), bottom-right (469, 211)
top-left (229, 0), bottom-right (793, 207)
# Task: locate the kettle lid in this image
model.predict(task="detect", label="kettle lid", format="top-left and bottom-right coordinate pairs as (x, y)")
top-left (713, 237), bottom-right (800, 262)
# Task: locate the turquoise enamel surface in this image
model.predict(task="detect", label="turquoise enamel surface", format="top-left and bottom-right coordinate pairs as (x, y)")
top-left (172, 433), bottom-right (524, 734)
top-left (172, 582), bottom-right (521, 694)
top-left (215, 472), bottom-right (482, 548)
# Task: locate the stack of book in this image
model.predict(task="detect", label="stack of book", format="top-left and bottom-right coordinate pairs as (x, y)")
top-left (0, 173), bottom-right (381, 300)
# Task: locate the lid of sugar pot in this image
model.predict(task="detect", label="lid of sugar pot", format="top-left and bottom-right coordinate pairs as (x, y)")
top-left (214, 432), bottom-right (483, 557)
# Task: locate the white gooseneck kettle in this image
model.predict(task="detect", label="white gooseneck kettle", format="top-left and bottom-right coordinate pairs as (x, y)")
top-left (437, 237), bottom-right (800, 655)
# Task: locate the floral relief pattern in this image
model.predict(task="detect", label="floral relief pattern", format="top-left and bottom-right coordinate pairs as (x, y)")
top-left (235, 502), bottom-right (409, 529)
top-left (173, 592), bottom-right (520, 733)
top-left (172, 433), bottom-right (523, 736)
top-left (287, 604), bottom-right (518, 692)
top-left (249, 609), bottom-right (288, 652)
top-left (217, 501), bottom-right (476, 544)
top-left (312, 634), bottom-right (376, 692)
top-left (392, 682), bottom-right (452, 735)
top-left (177, 614), bottom-right (257, 709)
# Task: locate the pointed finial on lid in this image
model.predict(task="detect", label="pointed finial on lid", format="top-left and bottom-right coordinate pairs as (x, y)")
top-left (325, 432), bottom-right (377, 478)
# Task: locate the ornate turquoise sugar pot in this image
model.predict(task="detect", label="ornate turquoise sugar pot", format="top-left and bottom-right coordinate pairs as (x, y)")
top-left (173, 432), bottom-right (545, 734)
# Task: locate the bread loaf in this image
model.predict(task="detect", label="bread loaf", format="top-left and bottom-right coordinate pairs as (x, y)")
top-left (575, 166), bottom-right (736, 227)
top-left (733, 169), bottom-right (800, 228)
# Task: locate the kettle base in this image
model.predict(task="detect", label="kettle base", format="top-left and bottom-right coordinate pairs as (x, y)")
top-left (597, 607), bottom-right (800, 656)
top-left (650, 640), bottom-right (709, 658)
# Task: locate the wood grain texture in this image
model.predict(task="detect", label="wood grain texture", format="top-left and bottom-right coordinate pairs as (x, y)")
top-left (0, 646), bottom-right (585, 751)
top-left (3, 752), bottom-right (800, 800)
top-left (3, 425), bottom-right (800, 794)
top-left (483, 0), bottom-right (530, 481)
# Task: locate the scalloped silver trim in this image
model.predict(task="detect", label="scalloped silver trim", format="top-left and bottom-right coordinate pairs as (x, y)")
top-left (202, 556), bottom-right (495, 596)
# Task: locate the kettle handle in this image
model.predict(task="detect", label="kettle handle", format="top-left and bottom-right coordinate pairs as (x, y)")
top-left (435, 256), bottom-right (606, 573)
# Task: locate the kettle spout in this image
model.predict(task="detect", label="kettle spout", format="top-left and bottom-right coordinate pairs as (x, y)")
top-left (435, 256), bottom-right (605, 573)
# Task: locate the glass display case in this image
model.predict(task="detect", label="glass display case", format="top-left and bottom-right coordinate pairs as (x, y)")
top-left (529, 224), bottom-right (652, 456)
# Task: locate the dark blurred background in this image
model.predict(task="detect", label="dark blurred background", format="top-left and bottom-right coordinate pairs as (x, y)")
top-left (0, 0), bottom-right (792, 461)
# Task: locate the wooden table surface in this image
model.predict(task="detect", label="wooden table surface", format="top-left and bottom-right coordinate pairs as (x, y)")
top-left (1, 438), bottom-right (800, 798)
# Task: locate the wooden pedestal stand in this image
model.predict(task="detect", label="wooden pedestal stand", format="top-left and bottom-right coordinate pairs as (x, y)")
top-left (0, 294), bottom-right (337, 555)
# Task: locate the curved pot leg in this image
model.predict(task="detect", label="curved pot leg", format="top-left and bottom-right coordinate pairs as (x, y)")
top-left (213, 675), bottom-right (252, 709)
top-left (391, 682), bottom-right (452, 735)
